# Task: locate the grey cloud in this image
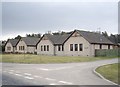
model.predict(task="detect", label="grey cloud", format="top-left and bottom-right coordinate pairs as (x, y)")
top-left (2, 2), bottom-right (118, 36)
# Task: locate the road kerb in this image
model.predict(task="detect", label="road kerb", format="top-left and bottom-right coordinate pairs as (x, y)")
top-left (93, 63), bottom-right (118, 85)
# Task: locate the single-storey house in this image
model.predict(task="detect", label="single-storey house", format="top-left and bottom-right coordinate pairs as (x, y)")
top-left (16, 37), bottom-right (40, 53)
top-left (37, 30), bottom-right (114, 57)
top-left (5, 37), bottom-right (40, 54)
top-left (5, 39), bottom-right (19, 53)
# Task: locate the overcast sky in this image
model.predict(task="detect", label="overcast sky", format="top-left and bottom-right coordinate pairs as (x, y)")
top-left (1, 0), bottom-right (118, 40)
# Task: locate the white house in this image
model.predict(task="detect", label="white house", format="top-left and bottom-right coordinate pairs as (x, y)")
top-left (16, 37), bottom-right (40, 53)
top-left (37, 30), bottom-right (114, 57)
top-left (5, 39), bottom-right (19, 53)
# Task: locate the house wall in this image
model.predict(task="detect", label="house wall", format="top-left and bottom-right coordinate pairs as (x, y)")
top-left (91, 44), bottom-right (113, 56)
top-left (37, 38), bottom-right (54, 55)
top-left (94, 44), bottom-right (100, 49)
top-left (110, 45), bottom-right (113, 49)
top-left (55, 45), bottom-right (65, 56)
top-left (5, 42), bottom-right (13, 53)
top-left (17, 40), bottom-right (36, 53)
top-left (27, 46), bottom-right (36, 53)
top-left (13, 47), bottom-right (17, 53)
top-left (16, 40), bottom-right (27, 53)
top-left (63, 33), bottom-right (92, 57)
top-left (94, 44), bottom-right (113, 49)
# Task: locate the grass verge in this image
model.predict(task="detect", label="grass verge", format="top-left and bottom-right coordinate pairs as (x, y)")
top-left (96, 63), bottom-right (119, 84)
top-left (0, 54), bottom-right (118, 64)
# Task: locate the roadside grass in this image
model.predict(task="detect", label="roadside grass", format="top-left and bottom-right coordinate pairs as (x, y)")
top-left (0, 54), bottom-right (118, 64)
top-left (96, 63), bottom-right (119, 84)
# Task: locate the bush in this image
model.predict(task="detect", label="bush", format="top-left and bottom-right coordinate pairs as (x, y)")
top-left (95, 49), bottom-right (120, 57)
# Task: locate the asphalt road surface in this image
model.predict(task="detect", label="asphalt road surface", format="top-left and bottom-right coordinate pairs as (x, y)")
top-left (1, 58), bottom-right (118, 86)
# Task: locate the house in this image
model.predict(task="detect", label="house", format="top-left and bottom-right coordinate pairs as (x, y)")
top-left (16, 37), bottom-right (40, 53)
top-left (5, 39), bottom-right (19, 53)
top-left (37, 33), bottom-right (71, 55)
top-left (37, 30), bottom-right (114, 57)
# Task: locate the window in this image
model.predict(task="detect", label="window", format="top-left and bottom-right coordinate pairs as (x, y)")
top-left (19, 46), bottom-right (20, 50)
top-left (41, 46), bottom-right (43, 51)
top-left (21, 46), bottom-right (23, 50)
top-left (7, 47), bottom-right (11, 50)
top-left (108, 45), bottom-right (110, 49)
top-left (21, 46), bottom-right (22, 50)
top-left (44, 45), bottom-right (46, 51)
top-left (23, 46), bottom-right (25, 50)
top-left (70, 44), bottom-right (73, 51)
top-left (19, 46), bottom-right (24, 50)
top-left (79, 44), bottom-right (83, 51)
top-left (62, 45), bottom-right (64, 51)
top-left (100, 44), bottom-right (102, 49)
top-left (15, 47), bottom-right (17, 50)
top-left (47, 45), bottom-right (49, 51)
top-left (58, 45), bottom-right (61, 51)
top-left (75, 44), bottom-right (78, 51)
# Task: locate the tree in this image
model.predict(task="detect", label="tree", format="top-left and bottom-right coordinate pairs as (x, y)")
top-left (36, 33), bottom-right (41, 38)
top-left (108, 34), bottom-right (118, 45)
top-left (61, 31), bottom-right (66, 35)
top-left (52, 31), bottom-right (67, 35)
top-left (26, 34), bottom-right (30, 37)
top-left (15, 35), bottom-right (21, 39)
top-left (26, 33), bottom-right (41, 38)
top-left (52, 32), bottom-right (60, 35)
top-left (102, 31), bottom-right (108, 38)
top-left (2, 45), bottom-right (5, 52)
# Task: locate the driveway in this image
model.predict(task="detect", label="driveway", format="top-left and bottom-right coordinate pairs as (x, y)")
top-left (1, 58), bottom-right (118, 85)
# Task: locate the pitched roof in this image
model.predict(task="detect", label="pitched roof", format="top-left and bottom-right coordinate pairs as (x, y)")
top-left (8, 39), bottom-right (19, 47)
top-left (21, 37), bottom-right (40, 46)
top-left (76, 30), bottom-right (114, 44)
top-left (39, 30), bottom-right (114, 45)
top-left (45, 34), bottom-right (71, 45)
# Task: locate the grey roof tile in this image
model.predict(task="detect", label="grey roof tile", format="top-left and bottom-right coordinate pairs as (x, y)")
top-left (44, 30), bottom-right (114, 45)
top-left (21, 37), bottom-right (40, 46)
top-left (8, 39), bottom-right (19, 47)
top-left (76, 30), bottom-right (114, 44)
top-left (45, 34), bottom-right (71, 45)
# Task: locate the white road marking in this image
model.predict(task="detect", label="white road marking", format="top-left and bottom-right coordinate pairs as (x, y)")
top-left (8, 72), bottom-right (14, 74)
top-left (37, 67), bottom-right (74, 71)
top-left (15, 74), bottom-right (22, 76)
top-left (33, 75), bottom-right (42, 78)
top-left (24, 76), bottom-right (34, 80)
top-left (45, 78), bottom-right (56, 81)
top-left (38, 68), bottom-right (49, 71)
top-left (59, 81), bottom-right (73, 84)
top-left (49, 83), bottom-right (58, 85)
top-left (9, 70), bottom-right (14, 72)
top-left (24, 73), bottom-right (32, 76)
top-left (53, 67), bottom-right (72, 70)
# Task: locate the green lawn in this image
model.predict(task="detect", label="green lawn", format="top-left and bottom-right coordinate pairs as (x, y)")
top-left (0, 54), bottom-right (118, 64)
top-left (96, 63), bottom-right (119, 84)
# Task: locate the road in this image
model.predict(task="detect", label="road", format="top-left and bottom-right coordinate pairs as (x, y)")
top-left (1, 58), bottom-right (118, 86)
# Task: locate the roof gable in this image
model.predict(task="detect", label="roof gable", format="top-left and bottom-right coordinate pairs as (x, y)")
top-left (6, 39), bottom-right (19, 47)
top-left (38, 33), bottom-right (72, 45)
top-left (37, 29), bottom-right (114, 46)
